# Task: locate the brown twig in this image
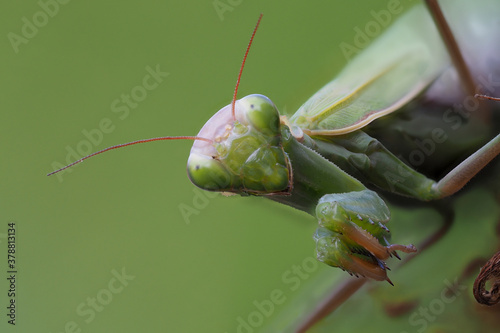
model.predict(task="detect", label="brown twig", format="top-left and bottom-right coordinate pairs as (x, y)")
top-left (473, 251), bottom-right (500, 306)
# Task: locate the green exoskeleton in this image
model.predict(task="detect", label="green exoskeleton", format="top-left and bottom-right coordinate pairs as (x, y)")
top-left (49, 0), bottom-right (500, 331)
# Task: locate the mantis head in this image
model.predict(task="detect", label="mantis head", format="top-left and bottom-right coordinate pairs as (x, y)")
top-left (187, 94), bottom-right (291, 194)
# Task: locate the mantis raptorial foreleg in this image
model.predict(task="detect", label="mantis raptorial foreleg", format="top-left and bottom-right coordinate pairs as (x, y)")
top-left (308, 129), bottom-right (500, 201)
top-left (304, 131), bottom-right (437, 199)
top-left (314, 190), bottom-right (417, 284)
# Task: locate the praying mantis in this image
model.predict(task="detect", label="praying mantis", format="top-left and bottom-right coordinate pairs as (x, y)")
top-left (49, 0), bottom-right (500, 331)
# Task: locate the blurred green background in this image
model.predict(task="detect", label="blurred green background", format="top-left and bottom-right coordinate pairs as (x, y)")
top-left (1, 1), bottom-right (466, 332)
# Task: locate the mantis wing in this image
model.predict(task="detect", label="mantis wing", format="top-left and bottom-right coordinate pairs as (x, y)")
top-left (289, 4), bottom-right (449, 136)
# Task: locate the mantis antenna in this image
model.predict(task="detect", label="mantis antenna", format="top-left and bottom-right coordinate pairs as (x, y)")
top-left (232, 13), bottom-right (264, 120)
top-left (48, 15), bottom-right (264, 177)
top-left (47, 136), bottom-right (212, 176)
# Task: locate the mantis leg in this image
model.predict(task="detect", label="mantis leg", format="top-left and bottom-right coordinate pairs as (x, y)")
top-left (431, 133), bottom-right (500, 198)
top-left (424, 0), bottom-right (477, 98)
top-left (313, 190), bottom-right (416, 283)
top-left (424, 0), bottom-right (493, 122)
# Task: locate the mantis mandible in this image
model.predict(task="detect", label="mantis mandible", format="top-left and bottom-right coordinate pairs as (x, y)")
top-left (49, 0), bottom-right (500, 331)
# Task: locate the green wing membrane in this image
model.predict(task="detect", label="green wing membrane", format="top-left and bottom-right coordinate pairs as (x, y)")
top-left (290, 4), bottom-right (449, 135)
